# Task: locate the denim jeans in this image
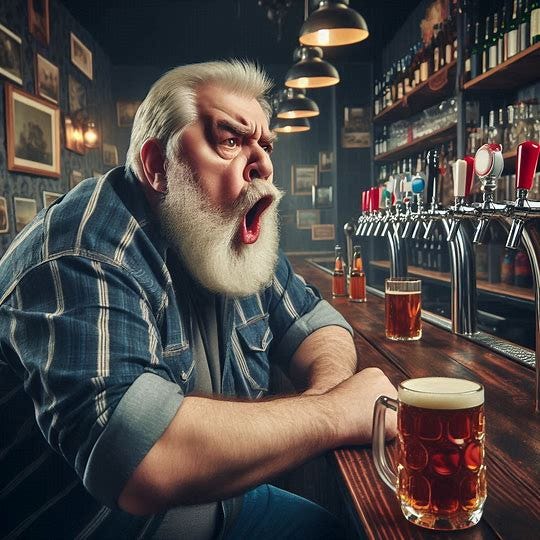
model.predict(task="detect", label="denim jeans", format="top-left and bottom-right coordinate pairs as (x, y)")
top-left (224, 484), bottom-right (346, 540)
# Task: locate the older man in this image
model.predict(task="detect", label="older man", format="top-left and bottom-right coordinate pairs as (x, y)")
top-left (0, 60), bottom-right (396, 539)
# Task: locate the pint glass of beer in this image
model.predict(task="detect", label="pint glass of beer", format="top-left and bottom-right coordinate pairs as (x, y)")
top-left (385, 278), bottom-right (422, 341)
top-left (372, 377), bottom-right (486, 530)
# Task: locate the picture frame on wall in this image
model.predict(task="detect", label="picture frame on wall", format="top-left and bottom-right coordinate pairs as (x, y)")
top-left (291, 164), bottom-right (318, 196)
top-left (342, 107), bottom-right (370, 148)
top-left (5, 84), bottom-right (61, 178)
top-left (0, 23), bottom-right (23, 85)
top-left (13, 197), bottom-right (37, 233)
top-left (70, 32), bottom-right (93, 80)
top-left (311, 224), bottom-right (335, 241)
top-left (116, 100), bottom-right (142, 127)
top-left (64, 115), bottom-right (85, 154)
top-left (296, 209), bottom-right (320, 230)
top-left (68, 75), bottom-right (86, 113)
top-left (35, 53), bottom-right (59, 104)
top-left (42, 191), bottom-right (62, 208)
top-left (0, 197), bottom-right (10, 234)
top-left (28, 0), bottom-right (50, 45)
top-left (102, 143), bottom-right (119, 166)
top-left (69, 169), bottom-right (83, 189)
top-left (312, 185), bottom-right (333, 209)
top-left (319, 151), bottom-right (333, 172)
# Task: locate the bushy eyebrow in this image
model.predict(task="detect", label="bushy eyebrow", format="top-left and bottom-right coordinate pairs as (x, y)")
top-left (216, 119), bottom-right (276, 145)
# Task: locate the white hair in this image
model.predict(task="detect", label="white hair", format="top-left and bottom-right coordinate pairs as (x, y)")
top-left (126, 59), bottom-right (273, 179)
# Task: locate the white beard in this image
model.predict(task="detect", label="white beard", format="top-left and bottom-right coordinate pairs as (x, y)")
top-left (157, 158), bottom-right (283, 297)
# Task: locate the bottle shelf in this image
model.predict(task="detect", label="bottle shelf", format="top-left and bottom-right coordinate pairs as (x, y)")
top-left (374, 61), bottom-right (456, 125)
top-left (463, 42), bottom-right (540, 92)
top-left (370, 260), bottom-right (534, 302)
top-left (373, 123), bottom-right (456, 162)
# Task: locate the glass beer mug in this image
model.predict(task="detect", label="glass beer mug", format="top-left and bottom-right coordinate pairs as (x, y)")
top-left (372, 377), bottom-right (486, 530)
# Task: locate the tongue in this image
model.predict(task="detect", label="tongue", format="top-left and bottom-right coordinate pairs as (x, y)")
top-left (241, 211), bottom-right (261, 244)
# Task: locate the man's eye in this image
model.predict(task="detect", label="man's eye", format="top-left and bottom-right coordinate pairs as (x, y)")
top-left (223, 138), bottom-right (239, 148)
top-left (262, 144), bottom-right (273, 155)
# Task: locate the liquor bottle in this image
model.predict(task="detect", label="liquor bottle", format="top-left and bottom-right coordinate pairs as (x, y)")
top-left (396, 59), bottom-right (404, 100)
top-left (501, 249), bottom-right (515, 284)
top-left (432, 23), bottom-right (442, 72)
top-left (449, 0), bottom-right (458, 61)
top-left (348, 245), bottom-right (367, 302)
top-left (531, 0), bottom-right (540, 44)
top-left (420, 42), bottom-right (430, 82)
top-left (470, 20), bottom-right (482, 79)
top-left (514, 250), bottom-right (533, 287)
top-left (506, 104), bottom-right (519, 152)
top-left (482, 15), bottom-right (491, 73)
top-left (507, 0), bottom-right (520, 58)
top-left (498, 3), bottom-right (507, 64)
top-left (519, 0), bottom-right (531, 51)
top-left (487, 109), bottom-right (504, 145)
top-left (332, 245), bottom-right (347, 297)
top-left (489, 12), bottom-right (499, 70)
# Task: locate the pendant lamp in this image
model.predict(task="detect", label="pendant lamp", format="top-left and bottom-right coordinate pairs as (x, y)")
top-left (300, 1), bottom-right (369, 47)
top-left (277, 88), bottom-right (320, 119)
top-left (285, 46), bottom-right (339, 89)
top-left (271, 117), bottom-right (311, 133)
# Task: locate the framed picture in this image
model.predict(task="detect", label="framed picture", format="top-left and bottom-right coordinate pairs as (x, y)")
top-left (35, 54), bottom-right (59, 104)
top-left (42, 191), bottom-right (62, 208)
top-left (0, 197), bottom-right (10, 234)
top-left (116, 100), bottom-right (142, 127)
top-left (319, 151), bottom-right (333, 172)
top-left (311, 224), bottom-right (335, 241)
top-left (13, 197), bottom-right (37, 233)
top-left (64, 115), bottom-right (85, 154)
top-left (280, 213), bottom-right (295, 226)
top-left (5, 84), bottom-right (61, 178)
top-left (291, 164), bottom-right (318, 195)
top-left (28, 0), bottom-right (50, 45)
top-left (70, 32), bottom-right (93, 80)
top-left (68, 75), bottom-right (86, 113)
top-left (312, 185), bottom-right (333, 208)
top-left (69, 169), bottom-right (84, 189)
top-left (342, 107), bottom-right (371, 148)
top-left (0, 23), bottom-right (23, 85)
top-left (102, 143), bottom-right (119, 166)
top-left (296, 209), bottom-right (320, 230)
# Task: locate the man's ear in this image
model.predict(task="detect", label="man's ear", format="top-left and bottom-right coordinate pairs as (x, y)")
top-left (140, 139), bottom-right (168, 194)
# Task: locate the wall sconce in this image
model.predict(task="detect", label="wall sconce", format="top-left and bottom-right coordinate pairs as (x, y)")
top-left (72, 109), bottom-right (100, 149)
top-left (277, 88), bottom-right (320, 119)
top-left (300, 1), bottom-right (369, 47)
top-left (285, 46), bottom-right (339, 89)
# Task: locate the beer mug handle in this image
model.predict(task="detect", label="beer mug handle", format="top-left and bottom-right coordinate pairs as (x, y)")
top-left (372, 395), bottom-right (398, 492)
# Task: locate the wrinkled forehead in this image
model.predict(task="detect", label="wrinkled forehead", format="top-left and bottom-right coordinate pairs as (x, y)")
top-left (195, 84), bottom-right (272, 139)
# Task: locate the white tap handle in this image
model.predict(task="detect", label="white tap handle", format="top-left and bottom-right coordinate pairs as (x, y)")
top-left (474, 143), bottom-right (504, 180)
top-left (453, 159), bottom-right (468, 197)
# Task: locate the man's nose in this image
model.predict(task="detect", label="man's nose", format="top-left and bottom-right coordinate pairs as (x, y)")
top-left (244, 145), bottom-right (273, 182)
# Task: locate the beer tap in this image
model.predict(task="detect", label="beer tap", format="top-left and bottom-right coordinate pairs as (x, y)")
top-left (410, 173), bottom-right (427, 240)
top-left (379, 185), bottom-right (393, 237)
top-left (373, 187), bottom-right (385, 237)
top-left (343, 220), bottom-right (355, 270)
top-left (423, 149), bottom-right (440, 240)
top-left (447, 155), bottom-right (475, 241)
top-left (506, 140), bottom-right (540, 250)
top-left (367, 187), bottom-right (381, 237)
top-left (356, 190), bottom-right (369, 236)
top-left (390, 170), bottom-right (404, 236)
top-left (472, 143), bottom-right (505, 244)
top-left (401, 176), bottom-right (414, 238)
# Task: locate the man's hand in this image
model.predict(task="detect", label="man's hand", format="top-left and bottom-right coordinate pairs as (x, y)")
top-left (327, 367), bottom-right (398, 446)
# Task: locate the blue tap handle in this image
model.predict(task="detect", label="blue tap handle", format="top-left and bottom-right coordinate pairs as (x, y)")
top-left (411, 176), bottom-right (425, 194)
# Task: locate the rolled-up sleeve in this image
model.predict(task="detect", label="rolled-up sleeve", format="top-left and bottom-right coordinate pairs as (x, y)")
top-left (267, 253), bottom-right (353, 367)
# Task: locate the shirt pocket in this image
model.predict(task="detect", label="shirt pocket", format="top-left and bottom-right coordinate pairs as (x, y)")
top-left (234, 314), bottom-right (273, 397)
top-left (162, 344), bottom-right (196, 394)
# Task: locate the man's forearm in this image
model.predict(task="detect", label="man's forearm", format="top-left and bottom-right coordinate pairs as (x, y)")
top-left (119, 391), bottom-right (340, 514)
top-left (289, 325), bottom-right (357, 394)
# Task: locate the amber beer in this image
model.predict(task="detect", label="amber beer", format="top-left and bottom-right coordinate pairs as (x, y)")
top-left (385, 278), bottom-right (422, 341)
top-left (373, 377), bottom-right (486, 531)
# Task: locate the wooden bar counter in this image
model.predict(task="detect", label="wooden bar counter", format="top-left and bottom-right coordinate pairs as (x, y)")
top-left (290, 257), bottom-right (539, 540)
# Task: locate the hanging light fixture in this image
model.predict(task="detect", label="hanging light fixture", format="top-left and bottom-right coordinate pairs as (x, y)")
top-left (277, 88), bottom-right (320, 119)
top-left (271, 117), bottom-right (311, 133)
top-left (285, 46), bottom-right (339, 89)
top-left (300, 1), bottom-right (369, 47)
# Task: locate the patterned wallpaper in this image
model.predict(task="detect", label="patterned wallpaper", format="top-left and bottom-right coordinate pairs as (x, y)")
top-left (0, 0), bottom-right (115, 256)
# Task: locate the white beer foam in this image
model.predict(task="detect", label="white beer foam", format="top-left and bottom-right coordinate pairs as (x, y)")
top-left (399, 377), bottom-right (484, 409)
top-left (385, 290), bottom-right (421, 295)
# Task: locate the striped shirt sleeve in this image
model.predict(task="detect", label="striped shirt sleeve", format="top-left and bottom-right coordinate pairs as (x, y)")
top-left (2, 254), bottom-right (180, 505)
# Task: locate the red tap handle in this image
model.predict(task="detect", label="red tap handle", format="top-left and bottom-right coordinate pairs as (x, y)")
top-left (463, 155), bottom-right (475, 196)
top-left (361, 191), bottom-right (367, 212)
top-left (370, 187), bottom-right (379, 211)
top-left (516, 140), bottom-right (540, 190)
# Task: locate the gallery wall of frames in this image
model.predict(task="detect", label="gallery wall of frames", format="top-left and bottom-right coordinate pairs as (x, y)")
top-left (0, 0), bottom-right (116, 256)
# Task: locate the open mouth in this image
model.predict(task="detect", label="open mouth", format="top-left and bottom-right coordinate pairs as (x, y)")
top-left (240, 196), bottom-right (273, 244)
